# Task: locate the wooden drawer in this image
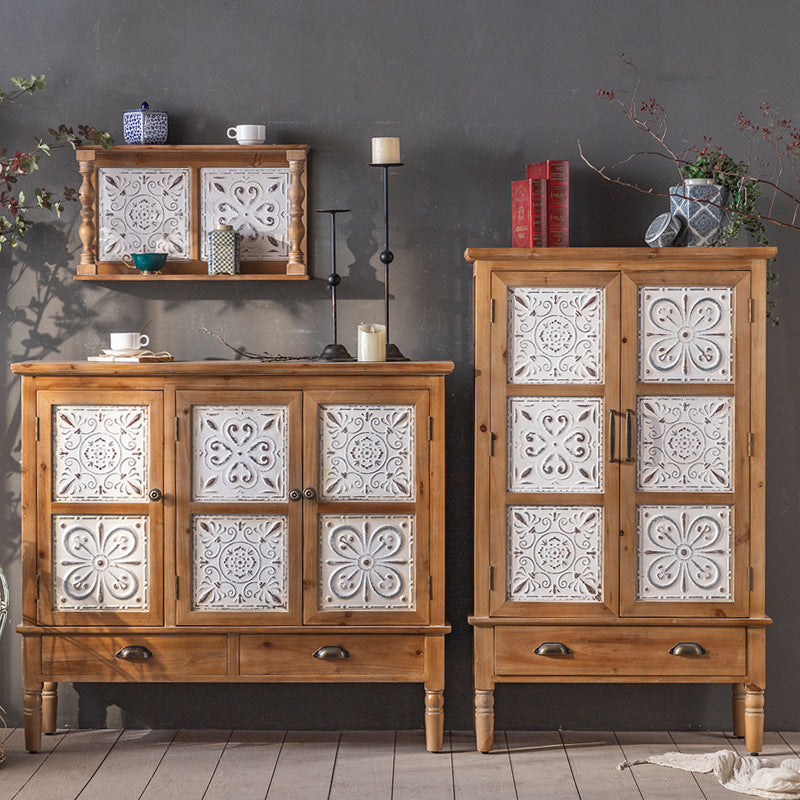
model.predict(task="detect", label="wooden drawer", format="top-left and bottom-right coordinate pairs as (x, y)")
top-left (42, 634), bottom-right (229, 681)
top-left (494, 626), bottom-right (747, 678)
top-left (239, 634), bottom-right (426, 681)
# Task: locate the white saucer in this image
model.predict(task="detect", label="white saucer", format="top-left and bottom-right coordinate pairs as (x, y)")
top-left (237, 139), bottom-right (264, 145)
top-left (102, 348), bottom-right (145, 356)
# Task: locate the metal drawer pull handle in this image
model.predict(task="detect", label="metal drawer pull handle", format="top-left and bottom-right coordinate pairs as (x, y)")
top-left (148, 488), bottom-right (163, 502)
top-left (313, 645), bottom-right (350, 660)
top-left (115, 645), bottom-right (153, 661)
top-left (669, 642), bottom-right (707, 657)
top-left (534, 642), bottom-right (572, 656)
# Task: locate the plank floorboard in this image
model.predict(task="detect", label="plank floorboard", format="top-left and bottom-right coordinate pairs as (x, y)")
top-left (202, 730), bottom-right (284, 800)
top-left (450, 730), bottom-right (516, 800)
top-left (139, 729), bottom-right (229, 800)
top-left (505, 730), bottom-right (579, 800)
top-left (780, 731), bottom-right (800, 756)
top-left (13, 729), bottom-right (121, 800)
top-left (726, 730), bottom-right (795, 759)
top-left (76, 729), bottom-right (175, 800)
top-left (670, 730), bottom-right (737, 800)
top-left (0, 727), bottom-right (65, 800)
top-left (265, 730), bottom-right (340, 800)
top-left (392, 730), bottom-right (454, 800)
top-left (560, 730), bottom-right (642, 800)
top-left (328, 730), bottom-right (394, 800)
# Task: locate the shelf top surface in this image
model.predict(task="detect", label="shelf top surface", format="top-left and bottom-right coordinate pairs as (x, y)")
top-left (464, 246), bottom-right (777, 263)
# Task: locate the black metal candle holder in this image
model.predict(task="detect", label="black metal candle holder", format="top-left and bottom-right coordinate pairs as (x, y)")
top-left (370, 162), bottom-right (408, 361)
top-left (316, 208), bottom-right (355, 362)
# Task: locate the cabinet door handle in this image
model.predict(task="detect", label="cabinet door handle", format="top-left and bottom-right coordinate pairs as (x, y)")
top-left (608, 410), bottom-right (619, 463)
top-left (313, 645), bottom-right (350, 660)
top-left (115, 645), bottom-right (153, 661)
top-left (669, 642), bottom-right (707, 657)
top-left (303, 487), bottom-right (317, 501)
top-left (624, 408), bottom-right (635, 463)
top-left (533, 642), bottom-right (572, 656)
top-left (289, 489), bottom-right (301, 502)
top-left (148, 488), bottom-right (163, 502)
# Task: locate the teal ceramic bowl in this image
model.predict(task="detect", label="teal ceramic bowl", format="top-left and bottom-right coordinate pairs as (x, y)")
top-left (122, 253), bottom-right (168, 273)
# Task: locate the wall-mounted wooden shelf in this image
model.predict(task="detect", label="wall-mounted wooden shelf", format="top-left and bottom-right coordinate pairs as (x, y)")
top-left (74, 144), bottom-right (310, 281)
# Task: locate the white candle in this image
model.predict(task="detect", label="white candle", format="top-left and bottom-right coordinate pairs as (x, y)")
top-left (357, 323), bottom-right (387, 361)
top-left (371, 137), bottom-right (401, 165)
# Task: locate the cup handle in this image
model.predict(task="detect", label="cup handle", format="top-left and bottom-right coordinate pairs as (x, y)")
top-left (227, 127), bottom-right (238, 139)
top-left (139, 333), bottom-right (150, 348)
top-left (122, 254), bottom-right (136, 270)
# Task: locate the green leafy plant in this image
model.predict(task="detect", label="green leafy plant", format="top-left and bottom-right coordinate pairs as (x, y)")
top-left (0, 75), bottom-right (112, 251)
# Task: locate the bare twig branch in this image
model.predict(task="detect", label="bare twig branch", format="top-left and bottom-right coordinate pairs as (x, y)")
top-left (200, 327), bottom-right (314, 362)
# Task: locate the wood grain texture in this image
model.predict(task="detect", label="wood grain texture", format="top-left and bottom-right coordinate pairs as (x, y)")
top-left (328, 730), bottom-right (395, 800)
top-left (505, 730), bottom-right (579, 800)
top-left (450, 730), bottom-right (516, 800)
top-left (265, 731), bottom-right (340, 799)
top-left (0, 727), bottom-right (65, 800)
top-left (392, 730), bottom-right (454, 800)
top-left (202, 730), bottom-right (284, 800)
top-left (560, 730), bottom-right (641, 800)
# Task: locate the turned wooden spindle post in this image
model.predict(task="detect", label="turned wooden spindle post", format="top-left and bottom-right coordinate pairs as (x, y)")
top-left (286, 152), bottom-right (307, 275)
top-left (77, 157), bottom-right (97, 276)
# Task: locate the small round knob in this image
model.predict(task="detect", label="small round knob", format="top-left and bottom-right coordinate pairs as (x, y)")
top-left (303, 487), bottom-right (317, 501)
top-left (289, 489), bottom-right (301, 502)
top-left (148, 488), bottom-right (163, 502)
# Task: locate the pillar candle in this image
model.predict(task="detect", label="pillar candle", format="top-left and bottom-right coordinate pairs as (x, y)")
top-left (357, 323), bottom-right (387, 361)
top-left (371, 137), bottom-right (401, 164)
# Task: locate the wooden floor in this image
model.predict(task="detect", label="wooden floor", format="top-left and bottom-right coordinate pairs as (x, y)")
top-left (2, 727), bottom-right (799, 799)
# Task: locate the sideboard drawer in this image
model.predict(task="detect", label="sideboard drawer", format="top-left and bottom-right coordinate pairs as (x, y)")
top-left (239, 634), bottom-right (426, 681)
top-left (494, 626), bottom-right (747, 678)
top-left (42, 635), bottom-right (229, 681)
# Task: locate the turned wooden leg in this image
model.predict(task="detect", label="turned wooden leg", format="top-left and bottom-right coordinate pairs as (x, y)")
top-left (42, 682), bottom-right (58, 735)
top-left (732, 683), bottom-right (746, 738)
top-left (23, 685), bottom-right (43, 753)
top-left (745, 686), bottom-right (765, 755)
top-left (423, 635), bottom-right (445, 753)
top-left (475, 689), bottom-right (494, 753)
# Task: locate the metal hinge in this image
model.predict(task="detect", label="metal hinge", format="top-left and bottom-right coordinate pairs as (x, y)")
top-left (175, 416), bottom-right (180, 441)
top-left (490, 298), bottom-right (496, 323)
top-left (748, 566), bottom-right (754, 591)
top-left (428, 417), bottom-right (433, 441)
top-left (175, 575), bottom-right (180, 600)
top-left (747, 433), bottom-right (754, 457)
top-left (489, 565), bottom-right (495, 592)
top-left (749, 298), bottom-right (755, 323)
top-left (428, 574), bottom-right (433, 600)
top-left (35, 416), bottom-right (40, 442)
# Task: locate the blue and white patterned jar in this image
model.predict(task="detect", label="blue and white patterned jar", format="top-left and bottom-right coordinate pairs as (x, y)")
top-left (207, 225), bottom-right (241, 274)
top-left (669, 179), bottom-right (730, 246)
top-left (123, 102), bottom-right (168, 145)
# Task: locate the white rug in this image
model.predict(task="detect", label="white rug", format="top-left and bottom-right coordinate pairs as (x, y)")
top-left (619, 750), bottom-right (800, 799)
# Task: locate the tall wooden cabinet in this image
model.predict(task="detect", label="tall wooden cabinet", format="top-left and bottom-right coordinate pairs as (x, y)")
top-left (466, 247), bottom-right (772, 754)
top-left (13, 360), bottom-right (452, 752)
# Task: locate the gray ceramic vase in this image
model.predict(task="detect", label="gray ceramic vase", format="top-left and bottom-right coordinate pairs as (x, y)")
top-left (668, 178), bottom-right (730, 246)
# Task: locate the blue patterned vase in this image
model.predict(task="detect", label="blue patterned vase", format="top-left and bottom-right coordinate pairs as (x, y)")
top-left (123, 102), bottom-right (168, 145)
top-left (668, 179), bottom-right (730, 246)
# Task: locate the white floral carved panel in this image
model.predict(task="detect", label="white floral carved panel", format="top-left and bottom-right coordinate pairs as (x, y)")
top-left (507, 506), bottom-right (602, 602)
top-left (319, 404), bottom-right (415, 501)
top-left (637, 505), bottom-right (732, 601)
top-left (508, 397), bottom-right (603, 493)
top-left (53, 405), bottom-right (149, 502)
top-left (192, 515), bottom-right (288, 611)
top-left (507, 287), bottom-right (603, 384)
top-left (637, 396), bottom-right (733, 492)
top-left (639, 286), bottom-right (733, 383)
top-left (319, 514), bottom-right (415, 610)
top-left (52, 515), bottom-right (148, 611)
top-left (200, 168), bottom-right (290, 260)
top-left (192, 405), bottom-right (287, 502)
top-left (98, 168), bottom-right (191, 260)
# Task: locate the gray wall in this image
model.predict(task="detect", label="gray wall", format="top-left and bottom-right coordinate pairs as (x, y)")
top-left (2, 0), bottom-right (798, 732)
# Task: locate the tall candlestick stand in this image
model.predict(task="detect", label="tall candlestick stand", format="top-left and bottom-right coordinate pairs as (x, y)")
top-left (371, 162), bottom-right (408, 361)
top-left (316, 208), bottom-right (355, 361)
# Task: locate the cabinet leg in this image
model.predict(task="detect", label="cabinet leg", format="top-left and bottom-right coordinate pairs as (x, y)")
top-left (42, 682), bottom-right (58, 734)
top-left (475, 689), bottom-right (494, 753)
top-left (23, 685), bottom-right (43, 753)
top-left (732, 683), bottom-right (746, 738)
top-left (745, 686), bottom-right (765, 755)
top-left (424, 690), bottom-right (444, 753)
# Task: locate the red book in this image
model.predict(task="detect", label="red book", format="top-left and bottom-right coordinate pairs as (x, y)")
top-left (525, 160), bottom-right (569, 246)
top-left (511, 178), bottom-right (547, 247)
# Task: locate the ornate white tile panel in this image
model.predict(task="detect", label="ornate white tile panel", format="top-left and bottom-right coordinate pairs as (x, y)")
top-left (507, 505), bottom-right (603, 602)
top-left (200, 168), bottom-right (290, 260)
top-left (637, 396), bottom-right (733, 492)
top-left (191, 514), bottom-right (288, 611)
top-left (639, 286), bottom-right (733, 383)
top-left (507, 287), bottom-right (603, 384)
top-left (53, 405), bottom-right (149, 502)
top-left (98, 168), bottom-right (191, 260)
top-left (637, 505), bottom-right (732, 601)
top-left (319, 514), bottom-right (415, 610)
top-left (53, 515), bottom-right (148, 611)
top-left (192, 405), bottom-right (288, 502)
top-left (319, 404), bottom-right (415, 501)
top-left (508, 397), bottom-right (603, 493)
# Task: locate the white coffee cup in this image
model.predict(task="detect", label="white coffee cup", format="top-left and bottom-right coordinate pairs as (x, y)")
top-left (226, 124), bottom-right (266, 145)
top-left (110, 331), bottom-right (149, 352)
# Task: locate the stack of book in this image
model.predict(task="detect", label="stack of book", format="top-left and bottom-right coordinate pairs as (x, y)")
top-left (511, 160), bottom-right (569, 247)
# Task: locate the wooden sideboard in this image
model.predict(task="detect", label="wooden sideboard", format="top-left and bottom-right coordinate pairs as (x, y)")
top-left (466, 247), bottom-right (772, 755)
top-left (13, 360), bottom-right (453, 752)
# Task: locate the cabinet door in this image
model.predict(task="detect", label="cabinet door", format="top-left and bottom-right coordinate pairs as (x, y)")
top-left (619, 272), bottom-right (751, 617)
top-left (490, 272), bottom-right (620, 618)
top-left (175, 391), bottom-right (302, 625)
top-left (303, 389), bottom-right (430, 624)
top-left (37, 390), bottom-right (164, 626)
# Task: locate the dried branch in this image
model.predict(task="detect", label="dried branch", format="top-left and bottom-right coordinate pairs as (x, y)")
top-left (200, 327), bottom-right (314, 362)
